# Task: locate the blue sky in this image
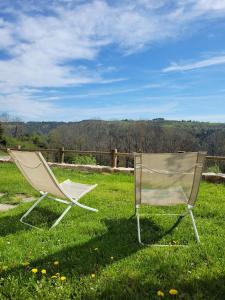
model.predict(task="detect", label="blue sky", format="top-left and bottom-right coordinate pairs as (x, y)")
top-left (0, 0), bottom-right (225, 122)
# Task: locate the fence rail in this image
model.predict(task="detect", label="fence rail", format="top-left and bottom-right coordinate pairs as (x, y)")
top-left (1, 146), bottom-right (225, 168)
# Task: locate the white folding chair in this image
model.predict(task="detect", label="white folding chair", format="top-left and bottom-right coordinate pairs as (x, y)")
top-left (8, 149), bottom-right (98, 229)
top-left (134, 152), bottom-right (206, 245)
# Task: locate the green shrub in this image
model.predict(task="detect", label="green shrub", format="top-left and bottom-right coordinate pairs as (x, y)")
top-left (207, 164), bottom-right (221, 173)
top-left (64, 153), bottom-right (96, 165)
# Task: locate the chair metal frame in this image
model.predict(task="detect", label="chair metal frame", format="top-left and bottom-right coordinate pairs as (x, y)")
top-left (20, 185), bottom-right (98, 229)
top-left (134, 152), bottom-right (206, 246)
top-left (136, 204), bottom-right (199, 246)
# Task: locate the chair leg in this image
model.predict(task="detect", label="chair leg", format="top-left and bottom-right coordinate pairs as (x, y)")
top-left (20, 192), bottom-right (48, 229)
top-left (72, 200), bottom-right (98, 212)
top-left (188, 206), bottom-right (200, 243)
top-left (50, 197), bottom-right (98, 228)
top-left (20, 193), bottom-right (97, 229)
top-left (51, 204), bottom-right (73, 229)
top-left (136, 206), bottom-right (190, 246)
top-left (136, 206), bottom-right (143, 244)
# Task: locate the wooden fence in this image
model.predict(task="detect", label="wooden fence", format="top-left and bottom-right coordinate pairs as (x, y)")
top-left (1, 146), bottom-right (225, 168)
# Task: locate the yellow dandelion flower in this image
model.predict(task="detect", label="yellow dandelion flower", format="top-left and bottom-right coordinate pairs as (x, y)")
top-left (91, 273), bottom-right (96, 279)
top-left (60, 276), bottom-right (66, 281)
top-left (169, 289), bottom-right (178, 295)
top-left (41, 269), bottom-right (47, 274)
top-left (51, 275), bottom-right (57, 279)
top-left (31, 268), bottom-right (38, 274)
top-left (53, 261), bottom-right (59, 266)
top-left (110, 256), bottom-right (114, 260)
top-left (22, 262), bottom-right (30, 267)
top-left (157, 290), bottom-right (164, 297)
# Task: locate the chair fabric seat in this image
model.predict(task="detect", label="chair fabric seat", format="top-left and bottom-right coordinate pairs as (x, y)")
top-left (134, 152), bottom-right (206, 244)
top-left (141, 186), bottom-right (188, 206)
top-left (60, 179), bottom-right (95, 200)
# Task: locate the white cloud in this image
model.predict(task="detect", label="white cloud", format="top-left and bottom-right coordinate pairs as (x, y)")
top-left (1, 0), bottom-right (225, 120)
top-left (1, 90), bottom-right (225, 122)
top-left (194, 0), bottom-right (225, 12)
top-left (0, 92), bottom-right (62, 120)
top-left (0, 18), bottom-right (15, 49)
top-left (0, 0), bottom-right (225, 90)
top-left (163, 55), bottom-right (225, 72)
top-left (0, 89), bottom-right (178, 121)
top-left (55, 83), bottom-right (163, 99)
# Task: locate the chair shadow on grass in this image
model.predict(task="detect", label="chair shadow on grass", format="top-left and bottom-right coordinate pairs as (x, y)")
top-left (138, 214), bottom-right (186, 244)
top-left (0, 198), bottom-right (93, 237)
top-left (0, 212), bottom-right (31, 237)
top-left (0, 209), bottom-right (184, 281)
top-left (0, 207), bottom-right (63, 237)
top-left (0, 204), bottom-right (184, 242)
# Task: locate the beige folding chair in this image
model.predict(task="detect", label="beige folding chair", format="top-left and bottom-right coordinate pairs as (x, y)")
top-left (8, 150), bottom-right (98, 229)
top-left (134, 152), bottom-right (206, 245)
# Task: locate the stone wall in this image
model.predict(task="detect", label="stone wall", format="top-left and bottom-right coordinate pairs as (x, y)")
top-left (202, 172), bottom-right (225, 184)
top-left (1, 158), bottom-right (225, 181)
top-left (48, 162), bottom-right (134, 174)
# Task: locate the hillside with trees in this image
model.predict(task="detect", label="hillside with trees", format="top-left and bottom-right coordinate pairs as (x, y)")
top-left (1, 119), bottom-right (225, 161)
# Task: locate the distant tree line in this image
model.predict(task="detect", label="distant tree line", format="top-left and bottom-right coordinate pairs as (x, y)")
top-left (1, 119), bottom-right (225, 168)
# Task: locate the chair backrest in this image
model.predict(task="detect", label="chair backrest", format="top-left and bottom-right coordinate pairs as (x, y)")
top-left (8, 150), bottom-right (66, 199)
top-left (134, 152), bottom-right (206, 206)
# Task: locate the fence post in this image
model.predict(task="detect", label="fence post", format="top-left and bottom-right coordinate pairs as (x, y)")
top-left (111, 148), bottom-right (117, 168)
top-left (17, 145), bottom-right (21, 150)
top-left (59, 147), bottom-right (65, 163)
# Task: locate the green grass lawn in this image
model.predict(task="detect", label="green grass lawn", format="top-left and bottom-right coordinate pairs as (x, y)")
top-left (0, 163), bottom-right (225, 299)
